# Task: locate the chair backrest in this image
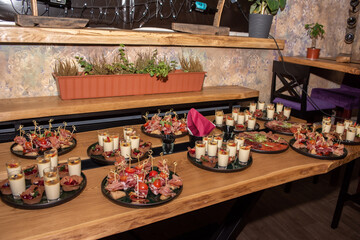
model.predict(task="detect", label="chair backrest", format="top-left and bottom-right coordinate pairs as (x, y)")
top-left (271, 60), bottom-right (311, 113)
top-left (340, 73), bottom-right (360, 91)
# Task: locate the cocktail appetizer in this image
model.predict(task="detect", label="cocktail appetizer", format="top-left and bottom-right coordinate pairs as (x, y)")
top-left (20, 185), bottom-right (45, 205)
top-left (60, 175), bottom-right (84, 191)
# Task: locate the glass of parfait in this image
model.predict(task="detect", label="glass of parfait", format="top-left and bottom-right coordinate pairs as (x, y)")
top-left (257, 101), bottom-right (265, 111)
top-left (97, 130), bottom-right (108, 147)
top-left (6, 159), bottom-right (21, 176)
top-left (266, 105), bottom-right (275, 120)
top-left (120, 140), bottom-right (131, 159)
top-left (37, 156), bottom-right (51, 178)
top-left (44, 148), bottom-right (58, 168)
top-left (43, 167), bottom-right (60, 202)
top-left (195, 140), bottom-right (206, 161)
top-left (217, 148), bottom-right (229, 169)
top-left (232, 107), bottom-right (240, 121)
top-left (67, 157), bottom-right (81, 176)
top-left (215, 109), bottom-right (224, 126)
top-left (239, 146), bottom-right (251, 165)
top-left (249, 103), bottom-right (256, 113)
top-left (123, 127), bottom-right (134, 141)
top-left (129, 133), bottom-right (140, 150)
top-left (8, 169), bottom-right (26, 199)
top-left (109, 132), bottom-right (120, 150)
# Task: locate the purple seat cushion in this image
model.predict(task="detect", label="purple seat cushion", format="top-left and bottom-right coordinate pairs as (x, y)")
top-left (311, 87), bottom-right (360, 109)
top-left (273, 97), bottom-right (336, 111)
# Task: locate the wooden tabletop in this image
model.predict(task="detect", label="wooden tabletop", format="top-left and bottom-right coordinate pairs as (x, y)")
top-left (282, 56), bottom-right (360, 75)
top-left (0, 86), bottom-right (259, 122)
top-left (1, 118), bottom-right (359, 240)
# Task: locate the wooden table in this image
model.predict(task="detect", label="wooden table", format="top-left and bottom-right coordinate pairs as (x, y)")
top-left (282, 56), bottom-right (360, 75)
top-left (0, 118), bottom-right (359, 239)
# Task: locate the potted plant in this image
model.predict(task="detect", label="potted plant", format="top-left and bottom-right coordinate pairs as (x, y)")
top-left (248, 0), bottom-right (287, 38)
top-left (305, 22), bottom-right (325, 60)
top-left (53, 45), bottom-right (206, 100)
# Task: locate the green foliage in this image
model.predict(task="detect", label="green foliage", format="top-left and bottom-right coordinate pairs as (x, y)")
top-left (305, 23), bottom-right (325, 48)
top-left (249, 0), bottom-right (286, 15)
top-left (72, 44), bottom-right (177, 80)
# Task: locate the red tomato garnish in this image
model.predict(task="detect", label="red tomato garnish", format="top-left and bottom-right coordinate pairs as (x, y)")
top-left (135, 165), bottom-right (143, 170)
top-left (138, 182), bottom-right (148, 190)
top-left (159, 172), bottom-right (167, 179)
top-left (120, 175), bottom-right (127, 182)
top-left (24, 142), bottom-right (32, 149)
top-left (137, 174), bottom-right (145, 182)
top-left (125, 167), bottom-right (136, 174)
top-left (144, 122), bottom-right (149, 127)
top-left (153, 179), bottom-right (162, 188)
top-left (148, 170), bottom-right (158, 178)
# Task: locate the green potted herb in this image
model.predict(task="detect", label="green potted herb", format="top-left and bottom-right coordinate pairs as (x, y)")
top-left (248, 0), bottom-right (286, 38)
top-left (305, 23), bottom-right (325, 59)
top-left (53, 45), bottom-right (206, 100)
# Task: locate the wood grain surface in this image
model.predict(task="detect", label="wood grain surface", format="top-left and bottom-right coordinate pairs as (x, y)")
top-left (0, 118), bottom-right (359, 240)
top-left (283, 56), bottom-right (360, 75)
top-left (0, 86), bottom-right (259, 122)
top-left (0, 26), bottom-right (285, 49)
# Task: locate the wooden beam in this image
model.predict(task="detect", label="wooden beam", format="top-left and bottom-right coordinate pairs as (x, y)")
top-left (213, 0), bottom-right (226, 27)
top-left (31, 0), bottom-right (38, 16)
top-left (15, 15), bottom-right (89, 28)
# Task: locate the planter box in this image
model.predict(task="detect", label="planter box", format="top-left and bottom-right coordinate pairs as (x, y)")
top-left (54, 71), bottom-right (206, 100)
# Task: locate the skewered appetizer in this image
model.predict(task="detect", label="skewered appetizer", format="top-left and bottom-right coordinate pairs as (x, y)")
top-left (143, 110), bottom-right (187, 135)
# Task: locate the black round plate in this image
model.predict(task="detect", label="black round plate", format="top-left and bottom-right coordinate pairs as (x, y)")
top-left (318, 129), bottom-right (360, 146)
top-left (1, 172), bottom-right (87, 209)
top-left (234, 123), bottom-right (260, 133)
top-left (101, 168), bottom-right (182, 208)
top-left (10, 139), bottom-right (77, 159)
top-left (187, 152), bottom-right (252, 173)
top-left (289, 138), bottom-right (348, 160)
top-left (87, 142), bottom-right (150, 165)
top-left (264, 121), bottom-right (294, 136)
top-left (141, 125), bottom-right (188, 139)
top-left (256, 111), bottom-right (290, 122)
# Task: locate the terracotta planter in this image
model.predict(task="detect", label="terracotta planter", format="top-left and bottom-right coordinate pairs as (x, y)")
top-left (306, 48), bottom-right (321, 60)
top-left (54, 71), bottom-right (206, 100)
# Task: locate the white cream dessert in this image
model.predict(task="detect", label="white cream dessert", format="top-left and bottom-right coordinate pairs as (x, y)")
top-left (214, 135), bottom-right (223, 148)
top-left (237, 112), bottom-right (245, 125)
top-left (226, 140), bottom-right (237, 158)
top-left (322, 122), bottom-right (331, 133)
top-left (257, 101), bottom-right (265, 111)
top-left (232, 107), bottom-right (240, 121)
top-left (215, 110), bottom-right (224, 125)
top-left (37, 156), bottom-right (51, 178)
top-left (225, 116), bottom-right (235, 126)
top-left (346, 127), bottom-right (356, 141)
top-left (120, 141), bottom-right (131, 159)
top-left (217, 149), bottom-right (229, 169)
top-left (97, 130), bottom-right (108, 147)
top-left (247, 117), bottom-right (256, 130)
top-left (249, 103), bottom-right (256, 113)
top-left (344, 120), bottom-right (353, 130)
top-left (234, 135), bottom-right (245, 150)
top-left (44, 168), bottom-right (60, 201)
top-left (336, 122), bottom-right (345, 135)
top-left (68, 157), bottom-right (81, 176)
top-left (208, 141), bottom-right (218, 157)
top-left (123, 127), bottom-right (133, 141)
top-left (283, 107), bottom-right (291, 118)
top-left (267, 105), bottom-right (275, 120)
top-left (276, 103), bottom-right (284, 113)
top-left (203, 136), bottom-right (210, 152)
top-left (103, 137), bottom-right (114, 152)
top-left (8, 170), bottom-right (26, 199)
top-left (45, 149), bottom-right (58, 168)
top-left (239, 146), bottom-right (251, 164)
top-left (110, 133), bottom-right (120, 150)
top-left (195, 141), bottom-right (206, 160)
top-left (244, 111), bottom-right (252, 122)
top-left (130, 135), bottom-right (140, 150)
top-left (6, 160), bottom-right (21, 176)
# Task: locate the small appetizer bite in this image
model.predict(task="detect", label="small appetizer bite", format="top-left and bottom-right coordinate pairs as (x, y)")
top-left (31, 177), bottom-right (44, 186)
top-left (20, 185), bottom-right (45, 205)
top-left (0, 179), bottom-right (12, 195)
top-left (60, 175), bottom-right (83, 191)
top-left (58, 163), bottom-right (69, 178)
top-left (23, 165), bottom-right (38, 180)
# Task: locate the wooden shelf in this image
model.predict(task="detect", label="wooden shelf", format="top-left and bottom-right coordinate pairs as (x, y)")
top-left (0, 86), bottom-right (259, 122)
top-left (0, 26), bottom-right (285, 49)
top-left (283, 56), bottom-right (360, 75)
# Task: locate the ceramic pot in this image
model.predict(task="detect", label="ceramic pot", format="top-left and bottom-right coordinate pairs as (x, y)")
top-left (306, 48), bottom-right (321, 60)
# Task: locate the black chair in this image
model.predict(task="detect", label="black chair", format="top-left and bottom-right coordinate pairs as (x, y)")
top-left (270, 60), bottom-right (335, 122)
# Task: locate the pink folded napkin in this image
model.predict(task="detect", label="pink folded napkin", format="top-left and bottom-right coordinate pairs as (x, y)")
top-left (187, 108), bottom-right (216, 137)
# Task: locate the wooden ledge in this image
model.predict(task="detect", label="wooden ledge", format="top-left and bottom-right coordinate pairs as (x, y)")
top-left (0, 86), bottom-right (259, 122)
top-left (0, 26), bottom-right (285, 49)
